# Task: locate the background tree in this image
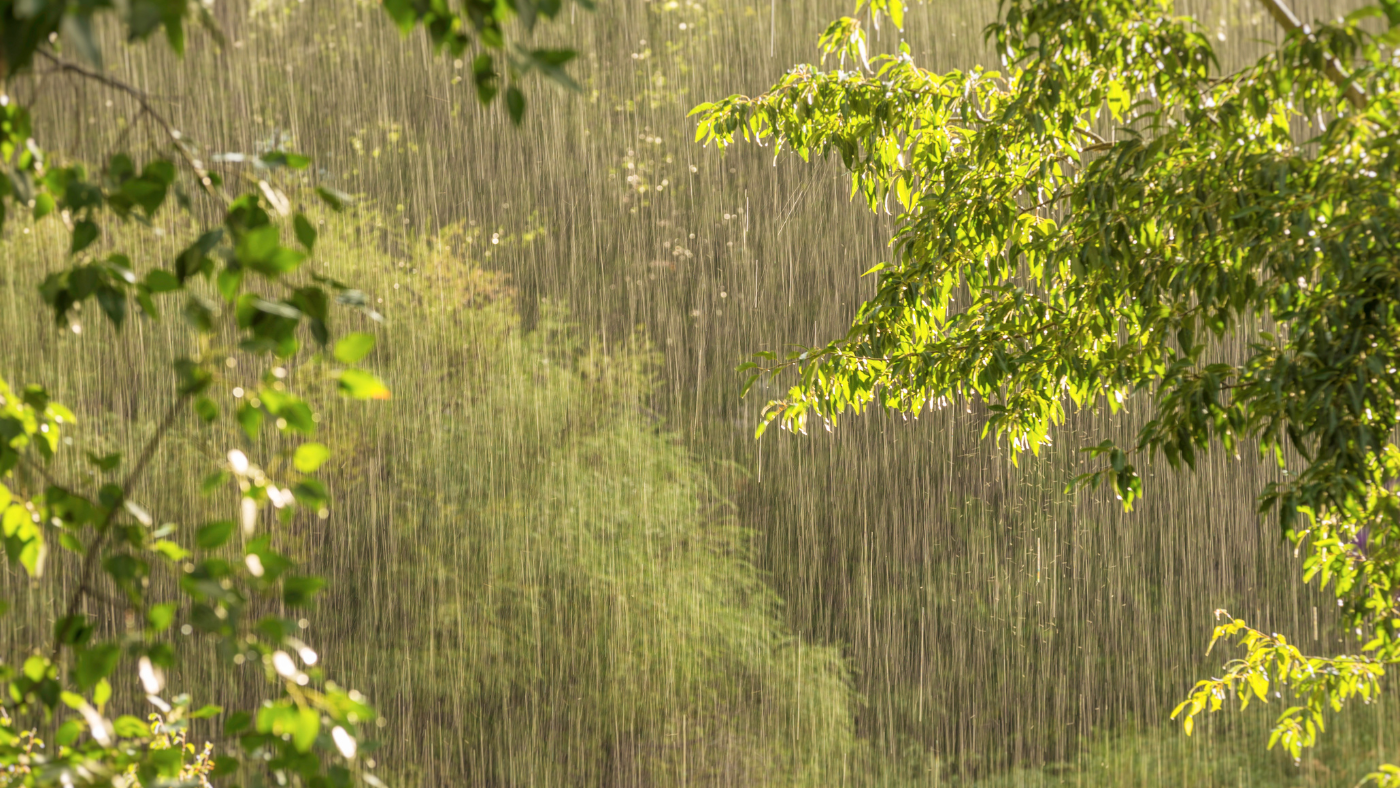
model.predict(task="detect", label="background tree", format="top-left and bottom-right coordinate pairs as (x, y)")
top-left (0, 1), bottom-right (585, 785)
top-left (697, 0), bottom-right (1400, 778)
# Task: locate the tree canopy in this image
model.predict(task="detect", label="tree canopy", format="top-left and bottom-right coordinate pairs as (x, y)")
top-left (697, 0), bottom-right (1400, 776)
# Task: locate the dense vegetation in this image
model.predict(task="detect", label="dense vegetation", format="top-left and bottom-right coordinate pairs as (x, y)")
top-left (5, 0), bottom-right (1400, 786)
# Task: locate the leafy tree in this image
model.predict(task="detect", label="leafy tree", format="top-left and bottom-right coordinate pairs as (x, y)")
top-left (0, 1), bottom-right (585, 785)
top-left (697, 0), bottom-right (1400, 778)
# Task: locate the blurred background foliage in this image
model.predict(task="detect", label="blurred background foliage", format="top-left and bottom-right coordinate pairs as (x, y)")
top-left (6, 0), bottom-right (1399, 785)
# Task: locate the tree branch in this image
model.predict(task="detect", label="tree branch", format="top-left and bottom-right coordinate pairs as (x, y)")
top-left (34, 49), bottom-right (228, 207)
top-left (1255, 0), bottom-right (1368, 110)
top-left (50, 392), bottom-right (190, 661)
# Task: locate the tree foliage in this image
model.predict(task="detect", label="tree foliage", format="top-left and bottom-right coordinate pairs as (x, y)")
top-left (697, 0), bottom-right (1400, 776)
top-left (0, 1), bottom-right (585, 786)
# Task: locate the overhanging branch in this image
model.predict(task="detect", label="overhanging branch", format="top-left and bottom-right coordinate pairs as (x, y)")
top-left (35, 49), bottom-right (229, 206)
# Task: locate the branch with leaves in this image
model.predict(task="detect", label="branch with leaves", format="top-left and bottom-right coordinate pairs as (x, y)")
top-left (1171, 612), bottom-right (1388, 763)
top-left (697, 0), bottom-right (1400, 772)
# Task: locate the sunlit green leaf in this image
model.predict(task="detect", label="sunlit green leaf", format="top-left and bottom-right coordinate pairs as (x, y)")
top-left (294, 442), bottom-right (331, 473)
top-left (333, 332), bottom-right (375, 364)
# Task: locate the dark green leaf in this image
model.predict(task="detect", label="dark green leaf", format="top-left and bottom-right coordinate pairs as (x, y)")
top-left (71, 220), bottom-right (99, 254)
top-left (294, 213), bottom-right (317, 251)
top-left (315, 186), bottom-right (353, 212)
top-left (506, 86), bottom-right (526, 125)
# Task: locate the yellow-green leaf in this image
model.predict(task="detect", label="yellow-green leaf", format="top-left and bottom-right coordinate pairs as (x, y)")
top-left (293, 442), bottom-right (331, 473)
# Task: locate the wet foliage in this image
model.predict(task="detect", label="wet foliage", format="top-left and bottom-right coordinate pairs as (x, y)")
top-left (5, 0), bottom-right (1400, 786)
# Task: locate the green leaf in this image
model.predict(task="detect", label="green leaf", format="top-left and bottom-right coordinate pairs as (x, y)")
top-left (95, 284), bottom-right (127, 328)
top-left (153, 540), bottom-right (190, 562)
top-left (278, 400), bottom-right (315, 434)
top-left (71, 220), bottom-right (99, 254)
top-left (283, 574), bottom-right (326, 607)
top-left (18, 529), bottom-right (45, 577)
top-left (237, 403), bottom-right (264, 440)
top-left (292, 705), bottom-right (320, 752)
top-left (1383, 0), bottom-right (1400, 24)
top-left (146, 602), bottom-right (177, 632)
top-left (506, 86), bottom-right (526, 125)
top-left (1247, 671), bottom-right (1269, 702)
top-left (197, 520), bottom-right (235, 549)
top-left (292, 478), bottom-right (329, 509)
top-left (202, 470), bottom-right (231, 494)
top-left (55, 719), bottom-right (82, 746)
top-left (334, 332), bottom-right (376, 364)
top-left (144, 269), bottom-right (181, 294)
top-left (217, 266), bottom-right (245, 301)
top-left (1106, 80), bottom-right (1130, 122)
top-left (338, 369), bottom-right (391, 400)
top-left (1345, 5), bottom-right (1384, 22)
top-left (211, 756), bottom-right (239, 778)
top-left (260, 151), bottom-right (311, 170)
top-left (194, 396), bottom-right (219, 422)
top-left (294, 213), bottom-right (317, 251)
top-left (23, 655), bottom-right (47, 682)
top-left (473, 54), bottom-right (498, 104)
top-left (85, 452), bottom-right (122, 471)
top-left (225, 710), bottom-right (252, 735)
top-left (75, 643), bottom-right (121, 690)
top-left (183, 294), bottom-right (217, 333)
top-left (32, 192), bottom-right (55, 220)
top-left (886, 0), bottom-right (905, 29)
top-left (59, 532), bottom-right (86, 554)
top-left (54, 614), bottom-right (93, 646)
top-left (315, 186), bottom-right (353, 212)
top-left (94, 678), bottom-right (112, 710)
top-left (175, 229), bottom-right (224, 283)
top-left (189, 704), bottom-right (223, 719)
top-left (294, 442), bottom-right (331, 473)
top-left (113, 715), bottom-right (149, 737)
top-left (528, 48), bottom-right (580, 91)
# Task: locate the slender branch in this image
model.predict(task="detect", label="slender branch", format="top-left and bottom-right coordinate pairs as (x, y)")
top-left (1255, 0), bottom-right (1368, 110)
top-left (1075, 126), bottom-right (1109, 145)
top-left (1020, 188), bottom-right (1067, 216)
top-left (34, 49), bottom-right (228, 207)
top-left (50, 392), bottom-right (190, 661)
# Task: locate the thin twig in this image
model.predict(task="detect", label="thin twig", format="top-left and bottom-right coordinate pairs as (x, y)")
top-left (34, 49), bottom-right (228, 207)
top-left (1075, 126), bottom-right (1109, 146)
top-left (50, 393), bottom-right (190, 661)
